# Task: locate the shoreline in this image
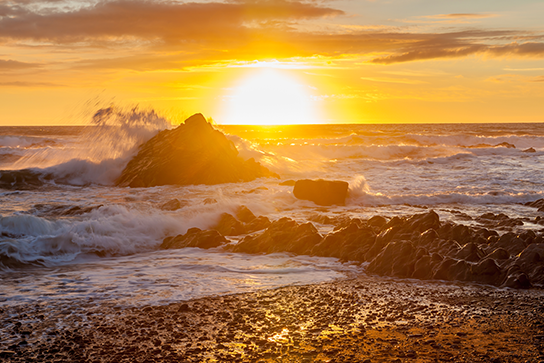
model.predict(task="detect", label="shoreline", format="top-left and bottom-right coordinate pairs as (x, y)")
top-left (2, 274), bottom-right (543, 362)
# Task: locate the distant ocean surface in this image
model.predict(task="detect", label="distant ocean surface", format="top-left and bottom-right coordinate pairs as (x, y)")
top-left (1, 116), bottom-right (543, 307)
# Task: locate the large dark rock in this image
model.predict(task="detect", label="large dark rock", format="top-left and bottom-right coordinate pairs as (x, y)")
top-left (210, 206), bottom-right (271, 236)
top-left (367, 241), bottom-right (418, 278)
top-left (312, 221), bottom-right (376, 261)
top-left (230, 218), bottom-right (322, 255)
top-left (293, 179), bottom-right (349, 206)
top-left (161, 228), bottom-right (227, 249)
top-left (117, 113), bottom-right (278, 187)
top-left (213, 213), bottom-right (246, 236)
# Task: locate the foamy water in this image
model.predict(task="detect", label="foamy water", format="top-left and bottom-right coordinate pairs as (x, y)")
top-left (0, 115), bottom-right (543, 306)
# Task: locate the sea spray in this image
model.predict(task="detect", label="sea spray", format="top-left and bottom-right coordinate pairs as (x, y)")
top-left (2, 106), bottom-right (172, 186)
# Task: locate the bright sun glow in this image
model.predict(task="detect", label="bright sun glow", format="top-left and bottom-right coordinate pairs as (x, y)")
top-left (221, 69), bottom-right (319, 125)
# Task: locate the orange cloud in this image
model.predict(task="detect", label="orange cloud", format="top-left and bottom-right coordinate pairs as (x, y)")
top-left (369, 32), bottom-right (544, 64)
top-left (0, 58), bottom-right (41, 70)
top-left (0, 0), bottom-right (343, 43)
top-left (0, 0), bottom-right (543, 72)
top-left (426, 13), bottom-right (497, 19)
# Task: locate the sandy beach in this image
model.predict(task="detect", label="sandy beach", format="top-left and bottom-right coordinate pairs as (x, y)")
top-left (2, 273), bottom-right (543, 362)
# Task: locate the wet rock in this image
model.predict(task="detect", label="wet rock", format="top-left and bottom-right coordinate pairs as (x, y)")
top-left (412, 254), bottom-right (433, 279)
top-left (455, 242), bottom-right (484, 262)
top-left (213, 213), bottom-right (246, 236)
top-left (497, 233), bottom-right (527, 255)
top-left (418, 229), bottom-right (439, 246)
top-left (161, 228), bottom-right (228, 249)
top-left (471, 258), bottom-right (502, 285)
top-left (230, 218), bottom-right (322, 255)
top-left (367, 215), bottom-right (387, 229)
top-left (451, 224), bottom-right (473, 245)
top-left (312, 222), bottom-right (376, 261)
top-left (510, 244), bottom-right (544, 283)
top-left (236, 205), bottom-right (256, 223)
top-left (0, 169), bottom-right (44, 190)
top-left (495, 142), bottom-right (516, 149)
top-left (522, 147), bottom-right (536, 153)
top-left (365, 226), bottom-right (401, 260)
top-left (367, 241), bottom-right (417, 278)
top-left (485, 248), bottom-right (510, 260)
top-left (406, 210), bottom-right (441, 233)
top-left (525, 199), bottom-right (544, 210)
top-left (245, 216), bottom-right (272, 233)
top-left (293, 179), bottom-right (349, 206)
top-left (160, 199), bottom-right (187, 211)
top-left (117, 113), bottom-right (279, 187)
top-left (432, 257), bottom-right (458, 281)
top-left (476, 213), bottom-right (525, 229)
top-left (32, 203), bottom-right (103, 217)
top-left (309, 213), bottom-right (342, 225)
top-left (0, 350), bottom-right (16, 358)
top-left (503, 271), bottom-right (532, 289)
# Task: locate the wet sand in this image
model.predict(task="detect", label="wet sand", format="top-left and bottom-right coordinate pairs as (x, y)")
top-left (1, 274), bottom-right (543, 362)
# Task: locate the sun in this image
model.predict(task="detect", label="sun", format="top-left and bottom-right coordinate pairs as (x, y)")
top-left (220, 69), bottom-right (319, 125)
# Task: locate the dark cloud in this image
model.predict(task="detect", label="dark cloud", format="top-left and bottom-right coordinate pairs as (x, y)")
top-left (368, 31), bottom-right (544, 64)
top-left (0, 0), bottom-right (542, 68)
top-left (0, 0), bottom-right (343, 43)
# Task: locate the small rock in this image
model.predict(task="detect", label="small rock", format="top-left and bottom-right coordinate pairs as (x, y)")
top-left (160, 198), bottom-right (186, 211)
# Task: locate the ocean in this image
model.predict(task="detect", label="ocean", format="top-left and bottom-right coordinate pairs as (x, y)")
top-left (1, 114), bottom-right (543, 308)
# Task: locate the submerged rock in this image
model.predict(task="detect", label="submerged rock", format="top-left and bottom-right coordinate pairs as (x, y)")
top-left (117, 113), bottom-right (278, 187)
top-left (293, 179), bottom-right (349, 206)
top-left (0, 170), bottom-right (44, 190)
top-left (160, 198), bottom-right (187, 211)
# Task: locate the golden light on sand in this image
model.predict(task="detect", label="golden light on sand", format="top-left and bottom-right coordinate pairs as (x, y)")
top-left (220, 69), bottom-right (319, 125)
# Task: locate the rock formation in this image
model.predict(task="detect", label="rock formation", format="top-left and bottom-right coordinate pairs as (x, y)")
top-left (293, 179), bottom-right (349, 206)
top-left (161, 204), bottom-right (544, 289)
top-left (117, 114), bottom-right (278, 187)
top-left (160, 228), bottom-right (227, 250)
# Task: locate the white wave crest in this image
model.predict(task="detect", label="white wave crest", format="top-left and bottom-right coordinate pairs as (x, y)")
top-left (0, 203), bottom-right (227, 267)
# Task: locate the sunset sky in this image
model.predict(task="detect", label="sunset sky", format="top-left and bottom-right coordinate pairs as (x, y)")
top-left (1, 0), bottom-right (543, 125)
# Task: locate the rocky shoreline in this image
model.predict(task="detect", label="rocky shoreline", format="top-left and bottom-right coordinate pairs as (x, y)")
top-left (3, 199), bottom-right (544, 362)
top-left (162, 200), bottom-right (544, 290)
top-left (1, 274), bottom-right (543, 362)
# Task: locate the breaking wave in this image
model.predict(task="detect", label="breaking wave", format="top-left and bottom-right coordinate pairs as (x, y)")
top-left (0, 106), bottom-right (172, 188)
top-left (0, 203), bottom-right (225, 269)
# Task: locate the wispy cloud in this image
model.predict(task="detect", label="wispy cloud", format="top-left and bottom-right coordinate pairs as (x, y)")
top-left (0, 0), bottom-right (542, 72)
top-left (425, 13), bottom-right (498, 20)
top-left (0, 58), bottom-right (41, 69)
top-left (360, 76), bottom-right (426, 84)
top-left (0, 80), bottom-right (63, 87)
top-left (0, 0), bottom-right (343, 43)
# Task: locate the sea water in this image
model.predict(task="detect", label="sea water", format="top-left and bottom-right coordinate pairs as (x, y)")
top-left (0, 112), bottom-right (543, 307)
